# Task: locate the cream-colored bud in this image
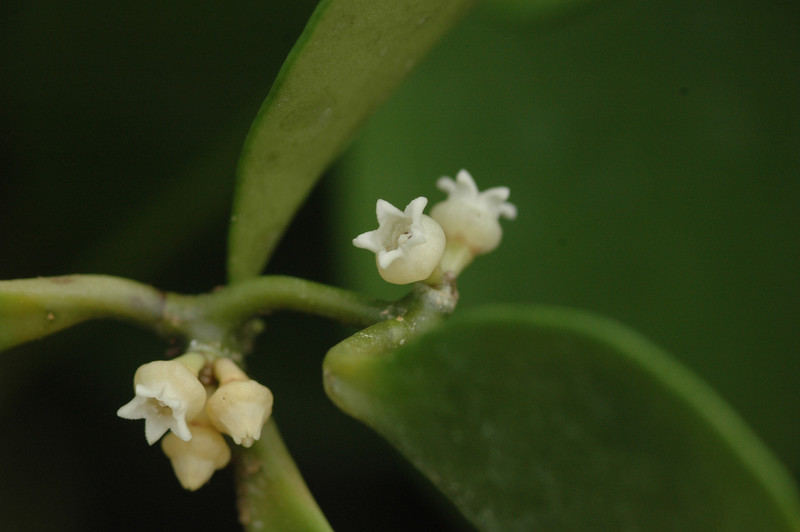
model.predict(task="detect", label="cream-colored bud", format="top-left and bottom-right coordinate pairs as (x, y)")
top-left (117, 359), bottom-right (207, 445)
top-left (206, 378), bottom-right (274, 447)
top-left (161, 424), bottom-right (231, 491)
top-left (206, 359), bottom-right (273, 447)
top-left (431, 169), bottom-right (517, 258)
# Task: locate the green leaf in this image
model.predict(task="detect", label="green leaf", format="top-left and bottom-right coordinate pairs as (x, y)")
top-left (483, 0), bottom-right (602, 22)
top-left (226, 0), bottom-right (478, 283)
top-left (324, 305), bottom-right (800, 531)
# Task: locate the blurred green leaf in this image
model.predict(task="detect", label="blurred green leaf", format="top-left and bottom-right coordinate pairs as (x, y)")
top-left (483, 0), bottom-right (604, 22)
top-left (324, 305), bottom-right (800, 531)
top-left (226, 0), bottom-right (478, 283)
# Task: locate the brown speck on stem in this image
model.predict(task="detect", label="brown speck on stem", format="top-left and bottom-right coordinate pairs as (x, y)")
top-left (235, 453), bottom-right (264, 526)
top-left (237, 494), bottom-right (251, 526)
top-left (244, 457), bottom-right (262, 476)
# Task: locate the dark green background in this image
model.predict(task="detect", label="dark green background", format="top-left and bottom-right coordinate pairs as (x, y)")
top-left (1, 0), bottom-right (798, 530)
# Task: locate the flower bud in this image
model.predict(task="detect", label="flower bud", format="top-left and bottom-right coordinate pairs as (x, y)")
top-left (205, 358), bottom-right (274, 447)
top-left (161, 424), bottom-right (231, 491)
top-left (353, 197), bottom-right (446, 284)
top-left (430, 170), bottom-right (517, 274)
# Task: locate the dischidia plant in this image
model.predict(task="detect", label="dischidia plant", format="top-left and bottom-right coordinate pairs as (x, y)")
top-left (2, 1), bottom-right (799, 531)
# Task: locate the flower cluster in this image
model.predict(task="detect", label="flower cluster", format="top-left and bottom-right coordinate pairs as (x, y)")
top-left (117, 351), bottom-right (273, 490)
top-left (353, 170), bottom-right (516, 283)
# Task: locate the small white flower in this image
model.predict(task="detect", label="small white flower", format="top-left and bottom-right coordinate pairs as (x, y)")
top-left (161, 424), bottom-right (231, 491)
top-left (353, 196), bottom-right (446, 284)
top-left (431, 169), bottom-right (517, 255)
top-left (206, 358), bottom-right (274, 447)
top-left (117, 359), bottom-right (207, 445)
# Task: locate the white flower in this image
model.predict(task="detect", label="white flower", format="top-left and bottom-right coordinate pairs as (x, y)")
top-left (117, 359), bottom-right (207, 445)
top-left (161, 424), bottom-right (231, 491)
top-left (431, 169), bottom-right (517, 255)
top-left (205, 358), bottom-right (274, 447)
top-left (353, 196), bottom-right (446, 284)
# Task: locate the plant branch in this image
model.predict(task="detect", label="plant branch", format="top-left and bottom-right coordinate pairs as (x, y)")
top-left (197, 275), bottom-right (392, 329)
top-left (0, 275), bottom-right (171, 352)
top-left (235, 420), bottom-right (333, 532)
top-left (0, 274), bottom-right (394, 354)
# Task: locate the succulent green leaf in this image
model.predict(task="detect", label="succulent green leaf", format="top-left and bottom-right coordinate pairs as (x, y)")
top-left (226, 0), bottom-right (478, 283)
top-left (324, 305), bottom-right (800, 531)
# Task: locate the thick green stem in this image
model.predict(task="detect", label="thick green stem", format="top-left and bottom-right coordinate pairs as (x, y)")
top-left (0, 275), bottom-right (171, 352)
top-left (161, 275), bottom-right (393, 353)
top-left (236, 420), bottom-right (333, 532)
top-left (0, 274), bottom-right (392, 354)
top-left (198, 275), bottom-right (391, 329)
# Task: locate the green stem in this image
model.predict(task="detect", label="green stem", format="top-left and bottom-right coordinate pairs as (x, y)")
top-left (0, 275), bottom-right (171, 352)
top-left (198, 275), bottom-right (391, 329)
top-left (0, 274), bottom-right (393, 353)
top-left (162, 275), bottom-right (393, 353)
top-left (236, 419), bottom-right (333, 532)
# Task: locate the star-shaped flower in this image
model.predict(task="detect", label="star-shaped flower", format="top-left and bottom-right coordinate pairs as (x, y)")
top-left (353, 197), bottom-right (446, 284)
top-left (431, 169), bottom-right (517, 255)
top-left (117, 360), bottom-right (207, 445)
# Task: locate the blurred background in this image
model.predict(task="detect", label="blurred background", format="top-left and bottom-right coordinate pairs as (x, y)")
top-left (1, 0), bottom-right (798, 530)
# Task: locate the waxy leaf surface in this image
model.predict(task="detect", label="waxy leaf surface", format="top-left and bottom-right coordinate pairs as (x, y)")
top-left (325, 305), bottom-right (800, 531)
top-left (227, 0), bottom-right (477, 283)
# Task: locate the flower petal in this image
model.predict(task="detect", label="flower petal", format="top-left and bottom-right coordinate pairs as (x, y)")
top-left (116, 395), bottom-right (149, 420)
top-left (403, 196), bottom-right (428, 222)
top-left (352, 229), bottom-right (383, 253)
top-left (144, 415), bottom-right (173, 445)
top-left (375, 198), bottom-right (405, 226)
